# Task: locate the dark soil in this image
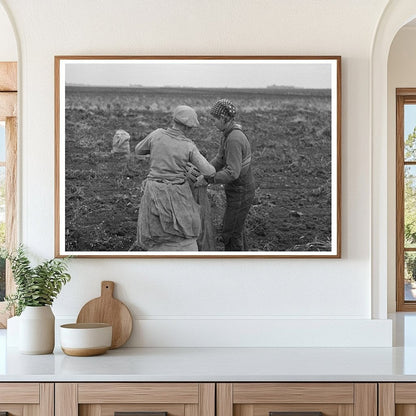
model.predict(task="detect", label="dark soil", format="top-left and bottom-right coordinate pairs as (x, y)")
top-left (64, 86), bottom-right (333, 252)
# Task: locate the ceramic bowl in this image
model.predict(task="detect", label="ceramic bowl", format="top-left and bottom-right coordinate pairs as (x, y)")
top-left (60, 323), bottom-right (112, 356)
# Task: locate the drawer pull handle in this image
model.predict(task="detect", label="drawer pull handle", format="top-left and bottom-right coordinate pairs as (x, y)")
top-left (115, 413), bottom-right (168, 416)
top-left (270, 413), bottom-right (323, 416)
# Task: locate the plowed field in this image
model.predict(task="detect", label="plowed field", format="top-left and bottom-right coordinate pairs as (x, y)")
top-left (64, 86), bottom-right (333, 252)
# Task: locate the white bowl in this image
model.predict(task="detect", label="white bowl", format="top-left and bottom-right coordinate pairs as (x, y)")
top-left (60, 323), bottom-right (112, 356)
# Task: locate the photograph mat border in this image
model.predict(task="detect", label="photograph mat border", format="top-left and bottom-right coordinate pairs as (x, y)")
top-left (55, 56), bottom-right (341, 258)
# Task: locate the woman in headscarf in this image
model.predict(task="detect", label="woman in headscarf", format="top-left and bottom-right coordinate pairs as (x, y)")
top-left (207, 99), bottom-right (255, 251)
top-left (135, 105), bottom-right (215, 251)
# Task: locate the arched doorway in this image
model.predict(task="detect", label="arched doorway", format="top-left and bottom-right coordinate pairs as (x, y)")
top-left (387, 15), bottom-right (416, 312)
top-left (371, 0), bottom-right (416, 318)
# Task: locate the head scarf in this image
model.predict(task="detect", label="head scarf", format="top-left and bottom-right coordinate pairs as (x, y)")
top-left (210, 99), bottom-right (237, 118)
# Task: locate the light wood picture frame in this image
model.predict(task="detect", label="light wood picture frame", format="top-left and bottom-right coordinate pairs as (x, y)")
top-left (55, 56), bottom-right (341, 258)
top-left (0, 61), bottom-right (17, 326)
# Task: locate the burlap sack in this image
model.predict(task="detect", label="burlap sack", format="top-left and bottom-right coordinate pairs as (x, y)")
top-left (111, 129), bottom-right (130, 156)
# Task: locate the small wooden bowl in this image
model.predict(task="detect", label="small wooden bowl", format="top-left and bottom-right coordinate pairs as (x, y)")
top-left (60, 323), bottom-right (112, 356)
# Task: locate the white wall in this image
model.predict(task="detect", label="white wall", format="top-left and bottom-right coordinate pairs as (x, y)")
top-left (0, 2), bottom-right (16, 61)
top-left (0, 0), bottom-right (393, 347)
top-left (387, 26), bottom-right (416, 312)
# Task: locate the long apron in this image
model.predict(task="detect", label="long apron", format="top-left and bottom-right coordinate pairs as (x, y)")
top-left (137, 179), bottom-right (201, 250)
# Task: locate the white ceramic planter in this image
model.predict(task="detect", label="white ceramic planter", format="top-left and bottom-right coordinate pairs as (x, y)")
top-left (19, 305), bottom-right (55, 354)
top-left (6, 315), bottom-right (20, 347)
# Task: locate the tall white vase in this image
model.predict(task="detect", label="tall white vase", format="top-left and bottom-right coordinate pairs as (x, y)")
top-left (6, 315), bottom-right (20, 347)
top-left (19, 306), bottom-right (55, 354)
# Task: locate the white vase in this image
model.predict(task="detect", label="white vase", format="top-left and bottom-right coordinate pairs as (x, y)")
top-left (19, 306), bottom-right (55, 354)
top-left (6, 315), bottom-right (20, 347)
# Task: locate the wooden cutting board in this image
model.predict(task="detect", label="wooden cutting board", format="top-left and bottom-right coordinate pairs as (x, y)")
top-left (76, 281), bottom-right (133, 349)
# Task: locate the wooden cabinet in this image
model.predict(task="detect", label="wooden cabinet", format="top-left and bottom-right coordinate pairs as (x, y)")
top-left (55, 383), bottom-right (215, 416)
top-left (379, 383), bottom-right (416, 416)
top-left (0, 381), bottom-right (409, 416)
top-left (0, 383), bottom-right (53, 415)
top-left (217, 383), bottom-right (377, 416)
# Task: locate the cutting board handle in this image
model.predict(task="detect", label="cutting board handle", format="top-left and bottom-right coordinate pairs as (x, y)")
top-left (101, 281), bottom-right (115, 298)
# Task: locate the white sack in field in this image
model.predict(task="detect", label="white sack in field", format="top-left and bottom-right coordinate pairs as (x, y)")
top-left (111, 129), bottom-right (131, 155)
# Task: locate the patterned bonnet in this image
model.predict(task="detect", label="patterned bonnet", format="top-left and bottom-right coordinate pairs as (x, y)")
top-left (210, 99), bottom-right (237, 118)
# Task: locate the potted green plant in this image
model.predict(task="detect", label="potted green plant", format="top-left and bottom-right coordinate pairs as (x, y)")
top-left (4, 246), bottom-right (71, 354)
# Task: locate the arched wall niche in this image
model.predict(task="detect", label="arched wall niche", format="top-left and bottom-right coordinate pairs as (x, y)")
top-left (0, 0), bottom-right (18, 61)
top-left (386, 12), bottom-right (416, 313)
top-left (371, 0), bottom-right (416, 318)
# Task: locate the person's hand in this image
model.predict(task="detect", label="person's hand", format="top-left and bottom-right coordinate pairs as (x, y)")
top-left (185, 162), bottom-right (200, 183)
top-left (205, 175), bottom-right (215, 184)
top-left (194, 175), bottom-right (208, 188)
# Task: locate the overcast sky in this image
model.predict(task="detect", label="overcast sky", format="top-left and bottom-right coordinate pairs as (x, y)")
top-left (64, 60), bottom-right (333, 89)
top-left (406, 104), bottom-right (416, 139)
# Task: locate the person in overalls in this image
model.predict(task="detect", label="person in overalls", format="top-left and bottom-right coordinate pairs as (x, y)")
top-left (207, 99), bottom-right (255, 251)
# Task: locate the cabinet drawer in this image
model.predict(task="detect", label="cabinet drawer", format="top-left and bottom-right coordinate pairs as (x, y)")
top-left (78, 383), bottom-right (200, 404)
top-left (0, 383), bottom-right (53, 416)
top-left (0, 383), bottom-right (39, 403)
top-left (379, 383), bottom-right (416, 415)
top-left (56, 383), bottom-right (215, 416)
top-left (218, 383), bottom-right (376, 416)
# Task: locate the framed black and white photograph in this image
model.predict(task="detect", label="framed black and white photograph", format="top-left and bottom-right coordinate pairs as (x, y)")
top-left (55, 56), bottom-right (341, 258)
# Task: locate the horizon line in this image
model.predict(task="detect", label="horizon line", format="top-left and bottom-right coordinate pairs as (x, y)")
top-left (65, 83), bottom-right (330, 90)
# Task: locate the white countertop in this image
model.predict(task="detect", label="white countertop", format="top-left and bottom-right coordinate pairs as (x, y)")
top-left (2, 345), bottom-right (416, 382)
top-left (2, 313), bottom-right (416, 382)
